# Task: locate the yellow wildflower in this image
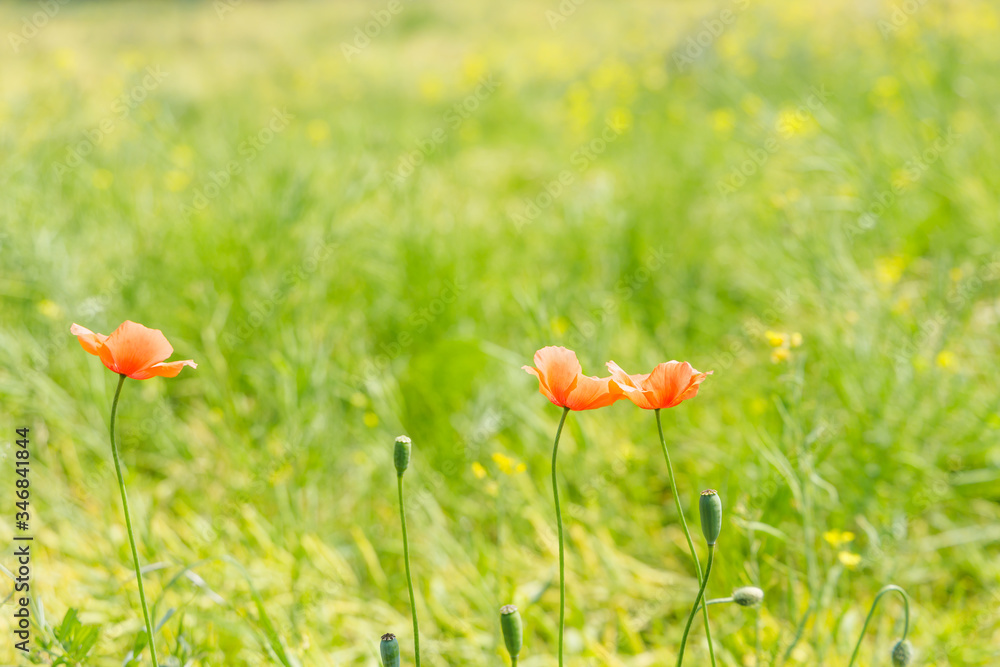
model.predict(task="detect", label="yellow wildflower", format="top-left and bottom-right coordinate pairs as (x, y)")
top-left (492, 452), bottom-right (526, 476)
top-left (875, 256), bottom-right (907, 286)
top-left (92, 169), bottom-right (114, 190)
top-left (823, 530), bottom-right (855, 547)
top-left (712, 108), bottom-right (736, 135)
top-left (418, 74), bottom-right (444, 102)
top-left (838, 551), bottom-right (862, 569)
top-left (38, 299), bottom-right (62, 319)
top-left (307, 119), bottom-right (330, 145)
top-left (165, 170), bottom-right (190, 192)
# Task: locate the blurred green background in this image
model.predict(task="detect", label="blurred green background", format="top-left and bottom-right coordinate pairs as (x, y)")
top-left (2, 0), bottom-right (999, 664)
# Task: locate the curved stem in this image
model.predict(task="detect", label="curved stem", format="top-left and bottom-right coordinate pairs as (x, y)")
top-left (656, 409), bottom-right (716, 666)
top-left (847, 585), bottom-right (910, 667)
top-left (109, 374), bottom-right (159, 667)
top-left (550, 406), bottom-right (570, 667)
top-left (397, 475), bottom-right (420, 666)
top-left (677, 544), bottom-right (715, 666)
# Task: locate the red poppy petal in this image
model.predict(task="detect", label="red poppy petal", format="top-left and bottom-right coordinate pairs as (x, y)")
top-left (129, 359), bottom-right (197, 380)
top-left (103, 321), bottom-right (174, 377)
top-left (70, 323), bottom-right (108, 356)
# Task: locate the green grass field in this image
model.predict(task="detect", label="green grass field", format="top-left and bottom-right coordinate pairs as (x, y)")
top-left (2, 0), bottom-right (1000, 664)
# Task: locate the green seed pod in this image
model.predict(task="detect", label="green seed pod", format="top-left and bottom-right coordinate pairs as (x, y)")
top-left (380, 633), bottom-right (400, 667)
top-left (394, 435), bottom-right (411, 475)
top-left (499, 604), bottom-right (522, 661)
top-left (732, 586), bottom-right (765, 607)
top-left (892, 639), bottom-right (913, 666)
top-left (699, 489), bottom-right (722, 545)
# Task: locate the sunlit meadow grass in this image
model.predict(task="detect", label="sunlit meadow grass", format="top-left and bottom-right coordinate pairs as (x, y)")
top-left (1, 0), bottom-right (999, 664)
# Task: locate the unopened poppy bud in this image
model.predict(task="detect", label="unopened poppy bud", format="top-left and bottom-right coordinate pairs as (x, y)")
top-left (394, 436), bottom-right (411, 475)
top-left (733, 586), bottom-right (765, 607)
top-left (500, 604), bottom-right (522, 661)
top-left (380, 633), bottom-right (400, 667)
top-left (699, 489), bottom-right (722, 545)
top-left (892, 639), bottom-right (913, 666)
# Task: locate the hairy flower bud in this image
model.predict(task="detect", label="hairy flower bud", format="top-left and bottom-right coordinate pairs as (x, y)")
top-left (892, 639), bottom-right (913, 666)
top-left (394, 435), bottom-right (411, 475)
top-left (733, 586), bottom-right (765, 607)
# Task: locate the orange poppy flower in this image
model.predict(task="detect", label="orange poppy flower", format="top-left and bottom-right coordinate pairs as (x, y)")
top-left (71, 321), bottom-right (197, 380)
top-left (606, 360), bottom-right (711, 410)
top-left (523, 346), bottom-right (622, 411)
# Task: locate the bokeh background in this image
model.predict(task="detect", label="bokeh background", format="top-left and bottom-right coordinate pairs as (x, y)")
top-left (2, 0), bottom-right (999, 664)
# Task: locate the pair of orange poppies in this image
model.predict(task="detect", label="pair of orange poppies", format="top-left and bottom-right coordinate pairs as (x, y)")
top-left (522, 346), bottom-right (710, 411)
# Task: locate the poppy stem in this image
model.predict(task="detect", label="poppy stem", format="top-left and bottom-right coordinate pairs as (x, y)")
top-left (550, 406), bottom-right (570, 667)
top-left (677, 544), bottom-right (715, 667)
top-left (108, 373), bottom-right (159, 667)
top-left (655, 409), bottom-right (716, 667)
top-left (397, 473), bottom-right (420, 667)
top-left (847, 585), bottom-right (910, 667)
top-left (704, 597), bottom-right (735, 606)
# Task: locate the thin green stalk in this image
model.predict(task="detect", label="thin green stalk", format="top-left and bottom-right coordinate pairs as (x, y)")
top-left (677, 544), bottom-right (716, 666)
top-left (704, 597), bottom-right (734, 606)
top-left (801, 455), bottom-right (821, 655)
top-left (498, 478), bottom-right (505, 604)
top-left (781, 471), bottom-right (818, 665)
top-left (655, 409), bottom-right (716, 666)
top-left (749, 525), bottom-right (762, 666)
top-left (397, 474), bottom-right (420, 667)
top-left (108, 373), bottom-right (159, 667)
top-left (847, 585), bottom-right (910, 667)
top-left (550, 406), bottom-right (570, 667)
top-left (781, 602), bottom-right (813, 664)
